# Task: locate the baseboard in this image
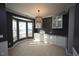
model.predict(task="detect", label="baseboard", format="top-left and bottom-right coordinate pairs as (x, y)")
top-left (73, 48), bottom-right (79, 56)
top-left (65, 48), bottom-right (72, 56)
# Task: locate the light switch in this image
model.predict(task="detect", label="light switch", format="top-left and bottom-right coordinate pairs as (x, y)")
top-left (0, 35), bottom-right (3, 38)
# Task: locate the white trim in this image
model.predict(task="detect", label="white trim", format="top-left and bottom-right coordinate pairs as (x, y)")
top-left (65, 48), bottom-right (72, 56)
top-left (13, 16), bottom-right (32, 21)
top-left (73, 48), bottom-right (79, 56)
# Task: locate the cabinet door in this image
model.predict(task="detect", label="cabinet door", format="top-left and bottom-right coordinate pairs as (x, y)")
top-left (55, 36), bottom-right (67, 48)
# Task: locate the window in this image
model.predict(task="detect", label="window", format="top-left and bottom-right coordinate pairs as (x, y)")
top-left (27, 22), bottom-right (33, 37)
top-left (52, 16), bottom-right (63, 29)
top-left (19, 21), bottom-right (26, 39)
top-left (12, 15), bottom-right (33, 44)
top-left (12, 19), bottom-right (17, 42)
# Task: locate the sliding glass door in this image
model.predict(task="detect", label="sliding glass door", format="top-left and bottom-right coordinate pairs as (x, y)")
top-left (27, 22), bottom-right (33, 37)
top-left (12, 19), bottom-right (17, 42)
top-left (12, 17), bottom-right (33, 44)
top-left (19, 21), bottom-right (26, 39)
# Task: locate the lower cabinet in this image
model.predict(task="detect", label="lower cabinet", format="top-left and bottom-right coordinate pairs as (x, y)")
top-left (34, 33), bottom-right (67, 48)
top-left (46, 34), bottom-right (67, 48)
top-left (0, 41), bottom-right (8, 56)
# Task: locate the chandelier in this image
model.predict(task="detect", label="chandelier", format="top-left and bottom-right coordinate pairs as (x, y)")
top-left (35, 10), bottom-right (43, 29)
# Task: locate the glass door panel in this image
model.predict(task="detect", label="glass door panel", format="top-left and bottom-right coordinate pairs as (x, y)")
top-left (27, 22), bottom-right (33, 37)
top-left (19, 21), bottom-right (26, 39)
top-left (12, 19), bottom-right (17, 42)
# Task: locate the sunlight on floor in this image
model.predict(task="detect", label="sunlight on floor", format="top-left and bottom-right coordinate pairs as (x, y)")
top-left (34, 39), bottom-right (40, 42)
top-left (8, 39), bottom-right (66, 56)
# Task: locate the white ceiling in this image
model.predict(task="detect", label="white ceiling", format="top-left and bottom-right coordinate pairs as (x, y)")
top-left (5, 3), bottom-right (75, 18)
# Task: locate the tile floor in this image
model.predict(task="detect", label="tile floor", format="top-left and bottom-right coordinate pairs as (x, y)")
top-left (8, 39), bottom-right (66, 56)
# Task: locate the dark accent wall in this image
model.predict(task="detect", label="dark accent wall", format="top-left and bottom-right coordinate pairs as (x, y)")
top-left (42, 13), bottom-right (69, 36)
top-left (43, 17), bottom-right (52, 34)
top-left (34, 19), bottom-right (39, 33)
top-left (0, 4), bottom-right (7, 42)
top-left (6, 12), bottom-right (13, 47)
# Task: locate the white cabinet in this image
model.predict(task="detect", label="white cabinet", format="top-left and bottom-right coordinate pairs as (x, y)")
top-left (47, 35), bottom-right (67, 48)
top-left (47, 35), bottom-right (56, 44)
top-left (0, 41), bottom-right (8, 56)
top-left (55, 36), bottom-right (67, 48)
top-left (34, 33), bottom-right (41, 41)
top-left (34, 33), bottom-right (67, 48)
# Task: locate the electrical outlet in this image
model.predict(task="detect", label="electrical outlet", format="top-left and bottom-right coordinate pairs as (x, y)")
top-left (0, 35), bottom-right (3, 38)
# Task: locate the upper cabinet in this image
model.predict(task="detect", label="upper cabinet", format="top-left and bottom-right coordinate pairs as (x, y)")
top-left (52, 16), bottom-right (63, 29)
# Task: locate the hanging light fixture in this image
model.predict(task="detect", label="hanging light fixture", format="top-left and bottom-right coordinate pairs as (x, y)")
top-left (35, 10), bottom-right (43, 29)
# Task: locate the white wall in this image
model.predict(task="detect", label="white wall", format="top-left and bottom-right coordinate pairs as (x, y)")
top-left (68, 6), bottom-right (75, 54)
top-left (0, 41), bottom-right (8, 56)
